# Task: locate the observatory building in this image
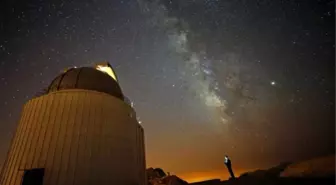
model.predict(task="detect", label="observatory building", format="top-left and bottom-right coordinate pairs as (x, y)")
top-left (0, 63), bottom-right (146, 185)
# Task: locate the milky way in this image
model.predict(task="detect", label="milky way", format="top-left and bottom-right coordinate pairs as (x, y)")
top-left (136, 0), bottom-right (269, 127)
top-left (0, 0), bottom-right (334, 181)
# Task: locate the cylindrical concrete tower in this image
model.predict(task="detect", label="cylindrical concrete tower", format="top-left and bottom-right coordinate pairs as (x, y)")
top-left (0, 63), bottom-right (146, 185)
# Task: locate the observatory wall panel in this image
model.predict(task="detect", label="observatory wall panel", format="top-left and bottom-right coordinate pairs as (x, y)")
top-left (0, 90), bottom-right (145, 185)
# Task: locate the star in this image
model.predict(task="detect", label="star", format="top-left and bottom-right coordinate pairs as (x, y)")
top-left (270, 81), bottom-right (276, 86)
top-left (0, 0), bottom-right (334, 181)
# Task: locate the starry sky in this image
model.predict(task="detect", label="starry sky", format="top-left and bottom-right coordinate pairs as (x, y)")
top-left (0, 0), bottom-right (334, 182)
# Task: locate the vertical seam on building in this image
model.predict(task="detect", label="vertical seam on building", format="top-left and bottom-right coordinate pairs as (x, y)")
top-left (95, 95), bottom-right (105, 185)
top-left (82, 91), bottom-right (90, 183)
top-left (21, 97), bottom-right (42, 172)
top-left (22, 97), bottom-right (41, 168)
top-left (42, 94), bottom-right (60, 184)
top-left (49, 93), bottom-right (66, 184)
top-left (38, 94), bottom-right (55, 167)
top-left (35, 95), bottom-right (50, 166)
top-left (29, 96), bottom-right (48, 169)
top-left (63, 92), bottom-right (78, 185)
top-left (0, 108), bottom-right (23, 183)
top-left (0, 105), bottom-right (28, 185)
top-left (56, 71), bottom-right (67, 91)
top-left (101, 96), bottom-right (109, 184)
top-left (85, 92), bottom-right (92, 183)
top-left (46, 93), bottom-right (65, 184)
top-left (86, 92), bottom-right (95, 184)
top-left (56, 68), bottom-right (75, 91)
top-left (54, 92), bottom-right (73, 185)
top-left (87, 93), bottom-right (97, 185)
top-left (74, 67), bottom-right (83, 88)
top-left (47, 76), bottom-right (60, 92)
top-left (72, 92), bottom-right (86, 185)
top-left (8, 100), bottom-right (36, 185)
top-left (13, 97), bottom-right (41, 185)
top-left (8, 99), bottom-right (38, 185)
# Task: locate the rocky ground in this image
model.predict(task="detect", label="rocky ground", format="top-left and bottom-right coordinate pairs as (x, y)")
top-left (147, 155), bottom-right (335, 185)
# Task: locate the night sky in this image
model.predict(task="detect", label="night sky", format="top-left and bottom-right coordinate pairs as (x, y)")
top-left (0, 0), bottom-right (334, 182)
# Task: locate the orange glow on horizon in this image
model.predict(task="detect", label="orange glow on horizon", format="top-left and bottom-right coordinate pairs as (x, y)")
top-left (177, 168), bottom-right (256, 183)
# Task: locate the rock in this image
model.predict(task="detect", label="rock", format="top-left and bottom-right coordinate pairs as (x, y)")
top-left (154, 168), bottom-right (167, 178)
top-left (147, 168), bottom-right (167, 179)
top-left (280, 155), bottom-right (335, 178)
top-left (239, 162), bottom-right (291, 179)
top-left (147, 168), bottom-right (187, 185)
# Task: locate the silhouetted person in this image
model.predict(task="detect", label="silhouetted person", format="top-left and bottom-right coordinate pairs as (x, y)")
top-left (224, 155), bottom-right (236, 179)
